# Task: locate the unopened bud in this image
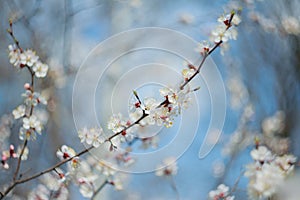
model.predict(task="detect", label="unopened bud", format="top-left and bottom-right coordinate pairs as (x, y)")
top-left (24, 83), bottom-right (31, 90)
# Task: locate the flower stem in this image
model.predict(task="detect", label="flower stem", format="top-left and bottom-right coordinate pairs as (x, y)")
top-left (91, 180), bottom-right (108, 200)
top-left (13, 139), bottom-right (28, 181)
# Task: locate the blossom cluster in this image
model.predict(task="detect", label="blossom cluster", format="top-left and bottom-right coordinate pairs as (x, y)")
top-left (8, 44), bottom-right (50, 142)
top-left (55, 151), bottom-right (125, 198)
top-left (12, 84), bottom-right (48, 141)
top-left (0, 41), bottom-right (49, 173)
top-left (195, 11), bottom-right (241, 57)
top-left (129, 86), bottom-right (192, 129)
top-left (78, 127), bottom-right (105, 148)
top-left (68, 10), bottom-right (242, 199)
top-left (261, 111), bottom-right (290, 155)
top-left (54, 141), bottom-right (131, 198)
top-left (27, 173), bottom-right (68, 200)
top-left (0, 8), bottom-right (263, 200)
top-left (208, 184), bottom-right (235, 200)
top-left (8, 44), bottom-right (49, 78)
top-left (56, 145), bottom-right (79, 169)
top-left (245, 145), bottom-right (297, 199)
top-left (1, 144), bottom-right (29, 169)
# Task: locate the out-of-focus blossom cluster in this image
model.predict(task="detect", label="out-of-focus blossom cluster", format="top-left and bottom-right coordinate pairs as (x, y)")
top-left (262, 111), bottom-right (289, 155)
top-left (0, 114), bottom-right (13, 150)
top-left (8, 45), bottom-right (49, 78)
top-left (222, 104), bottom-right (255, 156)
top-left (73, 157), bottom-right (124, 198)
top-left (226, 76), bottom-right (249, 110)
top-left (155, 157), bottom-right (178, 177)
top-left (249, 11), bottom-right (300, 36)
top-left (178, 13), bottom-right (195, 25)
top-left (28, 172), bottom-right (69, 200)
top-left (245, 145), bottom-right (297, 199)
top-left (55, 142), bottom-right (128, 198)
top-left (208, 184), bottom-right (235, 200)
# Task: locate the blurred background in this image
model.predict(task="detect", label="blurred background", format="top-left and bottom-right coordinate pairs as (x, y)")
top-left (0, 0), bottom-right (299, 199)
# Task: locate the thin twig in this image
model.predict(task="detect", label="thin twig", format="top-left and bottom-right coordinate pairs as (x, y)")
top-left (170, 176), bottom-right (180, 200)
top-left (231, 170), bottom-right (245, 193)
top-left (105, 112), bottom-right (149, 142)
top-left (13, 139), bottom-right (28, 181)
top-left (91, 180), bottom-right (108, 200)
top-left (180, 12), bottom-right (235, 90)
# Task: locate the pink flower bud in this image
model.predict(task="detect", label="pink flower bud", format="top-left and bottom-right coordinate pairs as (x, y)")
top-left (24, 83), bottom-right (31, 90)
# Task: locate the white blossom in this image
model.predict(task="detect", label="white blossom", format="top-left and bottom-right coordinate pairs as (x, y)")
top-left (96, 161), bottom-right (117, 177)
top-left (56, 145), bottom-right (76, 160)
top-left (12, 105), bottom-right (26, 119)
top-left (28, 184), bottom-right (50, 200)
top-left (195, 41), bottom-right (211, 55)
top-left (23, 115), bottom-right (43, 134)
top-left (22, 90), bottom-right (39, 106)
top-left (232, 14), bottom-right (242, 26)
top-left (78, 177), bottom-right (97, 198)
top-left (182, 67), bottom-right (196, 80)
top-left (140, 136), bottom-right (159, 149)
top-left (275, 154), bottom-right (297, 175)
top-left (107, 113), bottom-right (127, 133)
top-left (56, 145), bottom-right (79, 170)
top-left (262, 111), bottom-right (285, 136)
top-left (108, 177), bottom-right (123, 190)
top-left (245, 145), bottom-right (297, 199)
top-left (40, 173), bottom-right (61, 191)
top-left (8, 44), bottom-right (21, 67)
top-left (247, 163), bottom-right (284, 199)
top-left (19, 127), bottom-right (36, 140)
top-left (218, 13), bottom-right (241, 26)
top-left (211, 24), bottom-right (231, 43)
top-left (159, 87), bottom-right (178, 104)
top-left (33, 61), bottom-right (49, 78)
top-left (78, 127), bottom-right (105, 148)
top-left (250, 146), bottom-right (273, 163)
top-left (20, 49), bottom-right (39, 67)
top-left (16, 146), bottom-right (29, 160)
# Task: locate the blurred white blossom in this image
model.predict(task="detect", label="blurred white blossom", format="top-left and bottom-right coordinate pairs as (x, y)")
top-left (12, 105), bottom-right (26, 119)
top-left (8, 44), bottom-right (21, 67)
top-left (16, 146), bottom-right (29, 160)
top-left (108, 113), bottom-right (127, 133)
top-left (20, 49), bottom-right (39, 67)
top-left (22, 115), bottom-right (43, 134)
top-left (250, 146), bottom-right (273, 163)
top-left (155, 157), bottom-right (178, 177)
top-left (78, 127), bottom-right (105, 148)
